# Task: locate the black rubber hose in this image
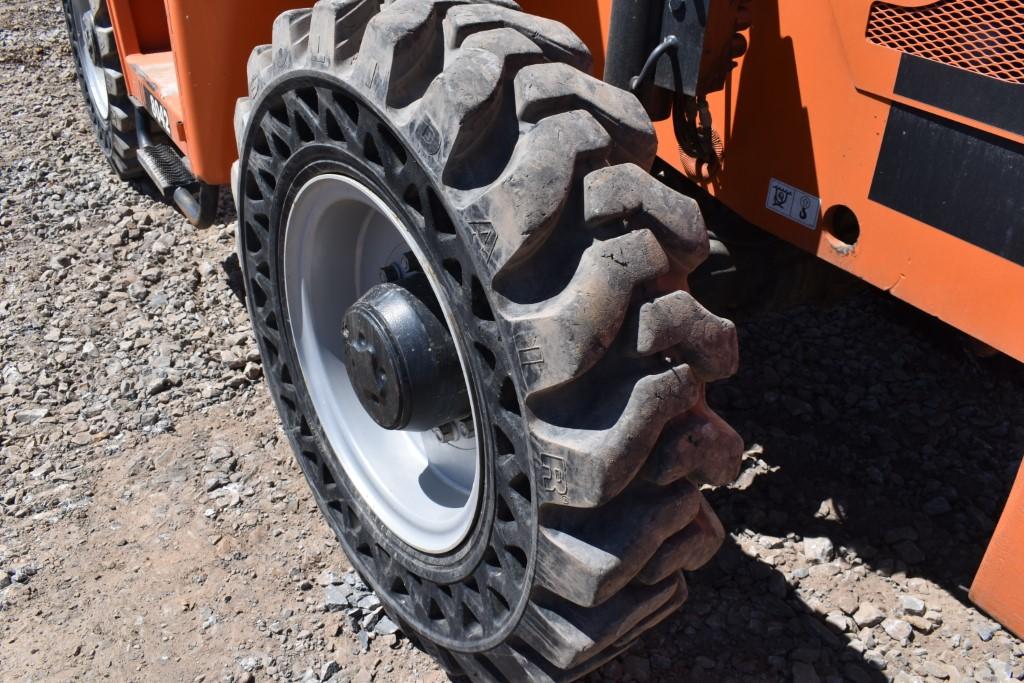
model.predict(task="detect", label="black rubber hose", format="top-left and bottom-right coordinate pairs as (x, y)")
top-left (604, 0), bottom-right (654, 89)
top-left (605, 0), bottom-right (672, 119)
top-left (629, 35), bottom-right (679, 92)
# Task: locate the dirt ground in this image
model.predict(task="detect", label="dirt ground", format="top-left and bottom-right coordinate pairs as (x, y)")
top-left (2, 2), bottom-right (1024, 682)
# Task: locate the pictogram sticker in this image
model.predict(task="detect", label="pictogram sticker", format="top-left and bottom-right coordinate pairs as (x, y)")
top-left (766, 178), bottom-right (820, 230)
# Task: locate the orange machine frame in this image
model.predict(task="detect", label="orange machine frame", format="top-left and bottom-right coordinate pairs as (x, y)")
top-left (106, 0), bottom-right (309, 185)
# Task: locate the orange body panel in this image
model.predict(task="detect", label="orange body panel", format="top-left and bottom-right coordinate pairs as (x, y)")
top-left (123, 52), bottom-right (187, 148)
top-left (109, 0), bottom-right (308, 184)
top-left (971, 459), bottom-right (1024, 639)
top-left (669, 0), bottom-right (1024, 363)
top-left (107, 0), bottom-right (168, 56)
top-left (163, 0), bottom-right (310, 184)
top-left (518, 1), bottom-right (611, 75)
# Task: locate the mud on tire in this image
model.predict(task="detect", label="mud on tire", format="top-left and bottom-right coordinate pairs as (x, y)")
top-left (233, 1), bottom-right (743, 679)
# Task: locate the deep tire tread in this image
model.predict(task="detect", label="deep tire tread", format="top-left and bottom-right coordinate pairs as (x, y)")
top-left (236, 1), bottom-right (742, 680)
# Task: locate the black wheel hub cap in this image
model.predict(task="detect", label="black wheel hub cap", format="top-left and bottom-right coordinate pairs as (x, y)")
top-left (342, 278), bottom-right (469, 431)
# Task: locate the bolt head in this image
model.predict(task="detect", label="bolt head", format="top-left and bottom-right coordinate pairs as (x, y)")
top-left (432, 423), bottom-right (457, 443)
top-left (400, 252), bottom-right (418, 273)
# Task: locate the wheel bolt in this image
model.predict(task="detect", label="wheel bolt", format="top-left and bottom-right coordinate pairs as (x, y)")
top-left (400, 252), bottom-right (419, 274)
top-left (432, 423), bottom-right (458, 443)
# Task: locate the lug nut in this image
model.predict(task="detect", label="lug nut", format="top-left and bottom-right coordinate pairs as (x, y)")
top-left (400, 252), bottom-right (419, 274)
top-left (379, 264), bottom-right (400, 283)
top-left (432, 418), bottom-right (474, 443)
top-left (432, 422), bottom-right (458, 443)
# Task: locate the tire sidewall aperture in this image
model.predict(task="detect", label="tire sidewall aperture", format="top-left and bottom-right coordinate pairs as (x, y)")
top-left (237, 73), bottom-right (538, 652)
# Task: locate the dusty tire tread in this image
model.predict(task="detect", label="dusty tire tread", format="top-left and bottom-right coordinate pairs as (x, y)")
top-left (235, 1), bottom-right (742, 680)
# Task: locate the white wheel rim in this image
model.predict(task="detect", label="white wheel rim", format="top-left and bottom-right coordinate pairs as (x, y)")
top-left (283, 174), bottom-right (481, 554)
top-left (71, 0), bottom-right (109, 121)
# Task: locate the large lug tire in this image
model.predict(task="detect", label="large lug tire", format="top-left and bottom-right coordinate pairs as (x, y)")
top-left (233, 1), bottom-right (743, 680)
top-left (62, 0), bottom-right (142, 179)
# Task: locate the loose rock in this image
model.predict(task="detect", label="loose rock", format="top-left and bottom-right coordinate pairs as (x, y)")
top-left (854, 603), bottom-right (886, 628)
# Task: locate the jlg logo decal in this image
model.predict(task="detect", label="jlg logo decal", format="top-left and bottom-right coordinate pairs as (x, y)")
top-left (145, 88), bottom-right (171, 137)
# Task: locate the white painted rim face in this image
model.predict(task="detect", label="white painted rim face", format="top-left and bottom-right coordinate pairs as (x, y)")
top-left (71, 0), bottom-right (109, 121)
top-left (283, 174), bottom-right (481, 554)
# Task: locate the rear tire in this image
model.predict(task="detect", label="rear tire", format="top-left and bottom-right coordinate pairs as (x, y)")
top-left (234, 1), bottom-right (743, 679)
top-left (62, 0), bottom-right (142, 179)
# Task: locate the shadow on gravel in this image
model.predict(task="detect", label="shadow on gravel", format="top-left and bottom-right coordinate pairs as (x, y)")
top-left (585, 293), bottom-right (1024, 682)
top-left (127, 177), bottom-right (239, 228)
top-left (712, 293), bottom-right (1024, 606)
top-left (130, 173), bottom-right (247, 305)
top-left (222, 252), bottom-right (247, 305)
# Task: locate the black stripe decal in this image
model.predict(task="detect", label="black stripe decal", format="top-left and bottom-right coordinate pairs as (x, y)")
top-left (869, 103), bottom-right (1024, 267)
top-left (894, 54), bottom-right (1023, 137)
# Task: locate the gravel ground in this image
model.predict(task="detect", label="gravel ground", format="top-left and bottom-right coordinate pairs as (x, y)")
top-left (2, 3), bottom-right (1024, 682)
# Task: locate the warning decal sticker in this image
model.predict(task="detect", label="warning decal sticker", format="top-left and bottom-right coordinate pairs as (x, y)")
top-left (766, 178), bottom-right (820, 230)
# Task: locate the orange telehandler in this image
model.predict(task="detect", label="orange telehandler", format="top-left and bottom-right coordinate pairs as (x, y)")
top-left (62, 0), bottom-right (1024, 678)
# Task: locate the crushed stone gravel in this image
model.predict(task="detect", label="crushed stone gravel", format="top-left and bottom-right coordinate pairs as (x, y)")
top-left (1, 2), bottom-right (1023, 681)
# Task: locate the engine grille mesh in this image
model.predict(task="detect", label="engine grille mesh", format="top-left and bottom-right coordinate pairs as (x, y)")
top-left (866, 0), bottom-right (1024, 84)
